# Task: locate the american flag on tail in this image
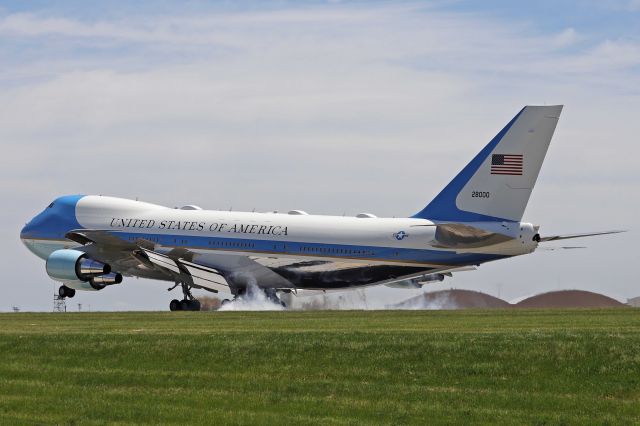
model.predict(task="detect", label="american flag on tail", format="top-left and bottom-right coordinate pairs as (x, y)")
top-left (491, 154), bottom-right (523, 175)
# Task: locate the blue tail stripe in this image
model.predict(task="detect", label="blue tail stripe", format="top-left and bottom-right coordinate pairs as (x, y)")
top-left (412, 107), bottom-right (525, 222)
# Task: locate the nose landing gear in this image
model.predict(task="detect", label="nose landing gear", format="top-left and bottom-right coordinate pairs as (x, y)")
top-left (58, 285), bottom-right (75, 299)
top-left (168, 282), bottom-right (201, 311)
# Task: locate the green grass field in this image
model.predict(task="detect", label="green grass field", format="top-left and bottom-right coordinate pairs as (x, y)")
top-left (0, 309), bottom-right (639, 425)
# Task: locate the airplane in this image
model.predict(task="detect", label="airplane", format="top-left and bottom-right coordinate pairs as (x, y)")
top-left (20, 105), bottom-right (622, 310)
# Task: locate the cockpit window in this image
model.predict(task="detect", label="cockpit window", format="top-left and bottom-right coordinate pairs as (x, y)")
top-left (47, 202), bottom-right (54, 209)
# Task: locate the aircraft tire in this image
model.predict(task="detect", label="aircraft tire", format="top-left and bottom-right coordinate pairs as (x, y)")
top-left (190, 300), bottom-right (201, 311)
top-left (169, 299), bottom-right (181, 311)
top-left (58, 285), bottom-right (75, 299)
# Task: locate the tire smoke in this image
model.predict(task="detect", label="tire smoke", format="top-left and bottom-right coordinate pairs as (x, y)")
top-left (217, 280), bottom-right (285, 311)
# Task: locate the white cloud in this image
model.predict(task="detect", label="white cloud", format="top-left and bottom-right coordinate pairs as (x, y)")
top-left (552, 27), bottom-right (579, 47)
top-left (0, 12), bottom-right (234, 46)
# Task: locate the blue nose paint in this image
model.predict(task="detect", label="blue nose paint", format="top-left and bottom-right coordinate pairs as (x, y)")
top-left (21, 195), bottom-right (85, 240)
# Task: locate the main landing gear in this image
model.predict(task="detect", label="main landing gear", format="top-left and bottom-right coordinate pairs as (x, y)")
top-left (220, 287), bottom-right (286, 308)
top-left (265, 288), bottom-right (287, 308)
top-left (58, 285), bottom-right (76, 299)
top-left (168, 282), bottom-right (201, 311)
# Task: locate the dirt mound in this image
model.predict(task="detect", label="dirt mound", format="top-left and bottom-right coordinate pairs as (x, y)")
top-left (390, 289), bottom-right (511, 310)
top-left (389, 289), bottom-right (626, 310)
top-left (515, 290), bottom-right (625, 308)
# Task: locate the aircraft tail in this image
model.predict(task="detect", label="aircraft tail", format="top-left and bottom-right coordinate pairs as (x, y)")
top-left (414, 105), bottom-right (563, 222)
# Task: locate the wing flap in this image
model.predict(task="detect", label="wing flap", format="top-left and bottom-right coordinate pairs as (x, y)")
top-left (138, 249), bottom-right (230, 292)
top-left (141, 249), bottom-right (181, 273)
top-left (178, 259), bottom-right (229, 293)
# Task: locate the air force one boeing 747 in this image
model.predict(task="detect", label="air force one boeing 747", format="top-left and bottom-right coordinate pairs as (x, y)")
top-left (20, 105), bottom-right (621, 310)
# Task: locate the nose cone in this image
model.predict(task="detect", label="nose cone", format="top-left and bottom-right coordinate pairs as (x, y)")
top-left (20, 222), bottom-right (31, 241)
top-left (20, 219), bottom-right (37, 247)
top-left (20, 221), bottom-right (37, 256)
top-left (20, 218), bottom-right (55, 260)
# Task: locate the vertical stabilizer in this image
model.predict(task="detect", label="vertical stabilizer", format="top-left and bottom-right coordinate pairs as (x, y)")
top-left (414, 105), bottom-right (563, 222)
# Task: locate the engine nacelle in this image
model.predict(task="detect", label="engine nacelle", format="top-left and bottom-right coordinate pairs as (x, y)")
top-left (46, 249), bottom-right (111, 283)
top-left (63, 280), bottom-right (100, 291)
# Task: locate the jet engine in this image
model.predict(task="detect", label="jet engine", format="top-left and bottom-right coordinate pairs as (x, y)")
top-left (90, 272), bottom-right (123, 290)
top-left (46, 249), bottom-right (120, 290)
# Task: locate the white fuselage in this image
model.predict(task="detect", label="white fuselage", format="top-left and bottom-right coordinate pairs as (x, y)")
top-left (20, 196), bottom-right (537, 269)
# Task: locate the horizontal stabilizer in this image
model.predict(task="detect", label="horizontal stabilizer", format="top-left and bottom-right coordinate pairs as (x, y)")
top-left (537, 246), bottom-right (585, 251)
top-left (539, 230), bottom-right (625, 242)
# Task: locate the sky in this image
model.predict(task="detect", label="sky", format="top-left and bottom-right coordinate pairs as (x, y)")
top-left (1, 0), bottom-right (638, 311)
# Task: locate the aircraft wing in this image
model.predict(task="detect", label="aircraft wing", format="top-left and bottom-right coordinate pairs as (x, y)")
top-left (65, 229), bottom-right (232, 293)
top-left (66, 229), bottom-right (137, 248)
top-left (539, 230), bottom-right (625, 242)
top-left (65, 229), bottom-right (294, 293)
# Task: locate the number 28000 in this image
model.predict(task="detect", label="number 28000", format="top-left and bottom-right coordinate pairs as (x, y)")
top-left (471, 191), bottom-right (490, 198)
